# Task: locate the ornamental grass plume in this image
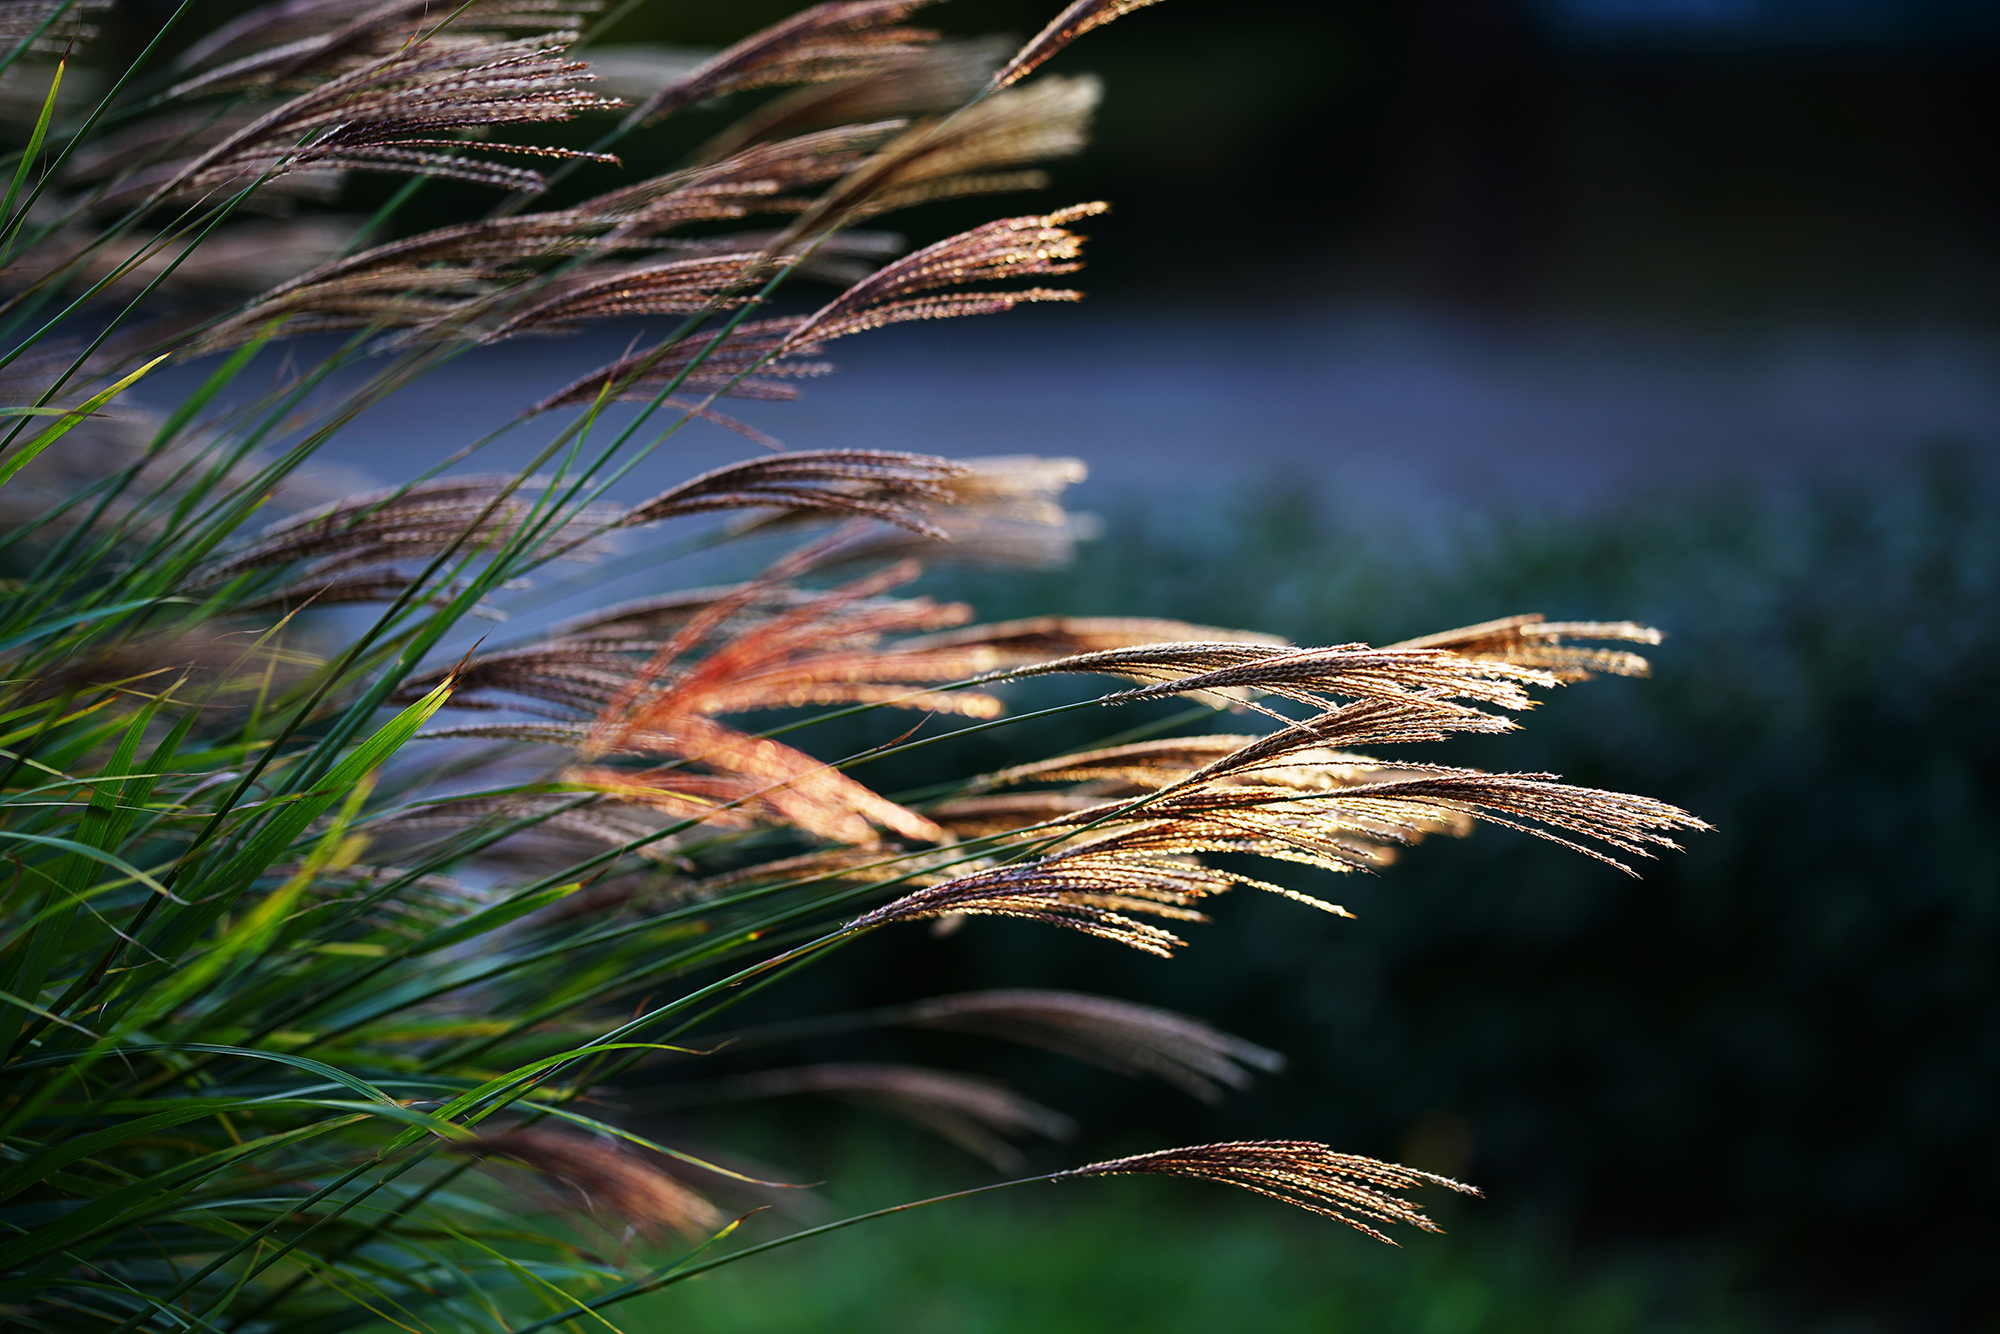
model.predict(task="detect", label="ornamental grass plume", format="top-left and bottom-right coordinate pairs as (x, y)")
top-left (0, 1), bottom-right (1702, 1329)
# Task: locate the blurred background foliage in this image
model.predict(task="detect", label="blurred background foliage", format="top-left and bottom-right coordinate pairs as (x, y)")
top-left (647, 453), bottom-right (1998, 1332)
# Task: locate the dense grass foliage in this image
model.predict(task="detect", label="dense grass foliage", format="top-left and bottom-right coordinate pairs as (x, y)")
top-left (0, 2), bottom-right (1721, 1330)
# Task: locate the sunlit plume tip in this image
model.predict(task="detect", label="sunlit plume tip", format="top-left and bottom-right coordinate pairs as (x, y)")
top-left (1055, 1140), bottom-right (1478, 1244)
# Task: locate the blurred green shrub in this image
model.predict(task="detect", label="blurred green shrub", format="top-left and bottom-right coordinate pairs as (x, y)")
top-left (740, 450), bottom-right (1997, 1326)
top-left (624, 1130), bottom-right (1773, 1334)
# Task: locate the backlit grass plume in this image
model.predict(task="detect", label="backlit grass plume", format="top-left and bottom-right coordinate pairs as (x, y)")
top-left (1054, 1141), bottom-right (1479, 1244)
top-left (0, 1), bottom-right (1702, 1330)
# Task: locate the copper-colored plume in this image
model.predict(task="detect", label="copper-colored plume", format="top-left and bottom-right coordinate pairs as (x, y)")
top-left (900, 989), bottom-right (1284, 1102)
top-left (632, 0), bottom-right (944, 125)
top-left (566, 714), bottom-right (944, 846)
top-left (496, 561), bottom-right (1001, 845)
top-left (1055, 1140), bottom-right (1478, 1244)
top-left (460, 1131), bottom-right (722, 1239)
top-left (545, 584), bottom-right (826, 644)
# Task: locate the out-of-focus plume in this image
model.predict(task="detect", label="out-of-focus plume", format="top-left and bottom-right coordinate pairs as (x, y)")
top-left (368, 792), bottom-right (685, 866)
top-left (631, 0), bottom-right (943, 126)
top-left (571, 44), bottom-right (709, 104)
top-left (0, 381), bottom-right (360, 551)
top-left (927, 791), bottom-right (1110, 837)
top-left (1, 630), bottom-right (320, 716)
top-left (690, 37), bottom-right (1006, 165)
top-left (0, 0), bottom-right (109, 53)
top-left (199, 478), bottom-right (615, 579)
top-left (59, 107), bottom-right (347, 216)
top-left (1055, 1140), bottom-right (1477, 1244)
top-left (11, 217), bottom-right (361, 296)
top-left (569, 123), bottom-right (900, 239)
top-left (991, 0), bottom-right (1166, 91)
top-left (899, 989), bottom-right (1284, 1102)
top-left (458, 1131), bottom-right (722, 1239)
top-left (704, 1062), bottom-right (1073, 1169)
top-left (193, 477), bottom-right (618, 611)
top-left (780, 77), bottom-right (1100, 241)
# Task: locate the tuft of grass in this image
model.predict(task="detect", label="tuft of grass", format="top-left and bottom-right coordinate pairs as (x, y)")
top-left (0, 2), bottom-right (1706, 1330)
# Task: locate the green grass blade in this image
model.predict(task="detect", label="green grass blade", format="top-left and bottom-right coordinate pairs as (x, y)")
top-left (0, 356), bottom-right (167, 488)
top-left (0, 59), bottom-right (61, 259)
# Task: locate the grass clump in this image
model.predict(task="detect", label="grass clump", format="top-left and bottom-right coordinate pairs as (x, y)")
top-left (0, 2), bottom-right (1702, 1329)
